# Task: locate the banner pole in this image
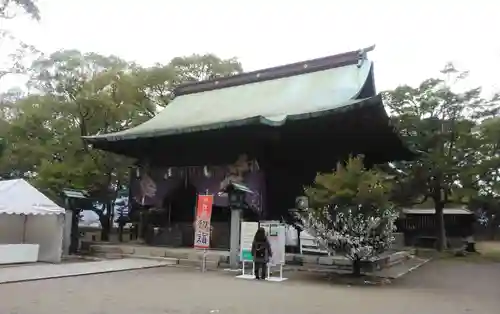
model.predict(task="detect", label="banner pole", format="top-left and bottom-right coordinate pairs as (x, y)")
top-left (194, 193), bottom-right (203, 272)
top-left (195, 191), bottom-right (213, 273)
top-left (202, 249), bottom-right (206, 272)
top-left (202, 190), bottom-right (210, 273)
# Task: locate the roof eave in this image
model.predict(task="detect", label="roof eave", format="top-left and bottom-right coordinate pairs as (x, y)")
top-left (83, 95), bottom-right (384, 144)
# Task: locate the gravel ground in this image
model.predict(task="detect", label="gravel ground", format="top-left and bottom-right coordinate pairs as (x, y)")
top-left (1, 260), bottom-right (499, 314)
top-left (393, 259), bottom-right (500, 298)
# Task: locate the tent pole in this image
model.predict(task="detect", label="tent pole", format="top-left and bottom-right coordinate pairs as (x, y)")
top-left (22, 214), bottom-right (27, 243)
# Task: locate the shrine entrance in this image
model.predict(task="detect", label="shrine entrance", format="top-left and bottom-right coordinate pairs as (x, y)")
top-left (86, 46), bottom-right (414, 250)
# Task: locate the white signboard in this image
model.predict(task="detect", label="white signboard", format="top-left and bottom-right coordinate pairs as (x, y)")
top-left (260, 221), bottom-right (286, 266)
top-left (240, 222), bottom-right (259, 261)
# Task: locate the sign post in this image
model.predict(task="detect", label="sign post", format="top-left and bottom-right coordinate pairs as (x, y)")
top-left (236, 221), bottom-right (259, 279)
top-left (194, 194), bottom-right (214, 272)
top-left (260, 221), bottom-right (288, 282)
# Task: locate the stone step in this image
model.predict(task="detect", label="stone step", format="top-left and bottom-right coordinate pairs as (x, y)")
top-left (372, 256), bottom-right (430, 279)
top-left (93, 252), bottom-right (125, 259)
top-left (122, 255), bottom-right (179, 265)
top-left (86, 244), bottom-right (414, 273)
top-left (184, 252), bottom-right (227, 263)
top-left (177, 259), bottom-right (219, 270)
top-left (90, 245), bottom-right (123, 254)
top-left (386, 253), bottom-right (411, 268)
top-left (89, 244), bottom-right (228, 263)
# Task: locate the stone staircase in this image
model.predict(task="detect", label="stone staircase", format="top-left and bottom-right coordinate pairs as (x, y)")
top-left (83, 242), bottom-right (418, 276)
top-left (90, 245), bottom-right (125, 260)
top-left (87, 244), bottom-right (222, 270)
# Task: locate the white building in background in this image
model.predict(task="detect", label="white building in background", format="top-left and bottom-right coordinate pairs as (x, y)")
top-left (78, 190), bottom-right (130, 229)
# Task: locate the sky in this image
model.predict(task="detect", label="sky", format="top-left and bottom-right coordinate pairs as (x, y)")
top-left (1, 0), bottom-right (499, 95)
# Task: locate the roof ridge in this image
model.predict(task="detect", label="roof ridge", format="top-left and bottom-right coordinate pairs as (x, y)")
top-left (174, 45), bottom-right (375, 97)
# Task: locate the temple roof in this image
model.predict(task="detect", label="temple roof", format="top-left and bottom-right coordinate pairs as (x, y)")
top-left (84, 46), bottom-right (378, 143)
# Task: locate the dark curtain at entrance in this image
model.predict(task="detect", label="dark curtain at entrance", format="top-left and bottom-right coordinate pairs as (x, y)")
top-left (130, 168), bottom-right (183, 207)
top-left (188, 157), bottom-right (265, 214)
top-left (163, 183), bottom-right (197, 223)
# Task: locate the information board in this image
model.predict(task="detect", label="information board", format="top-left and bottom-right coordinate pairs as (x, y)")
top-left (240, 222), bottom-right (259, 261)
top-left (260, 221), bottom-right (286, 266)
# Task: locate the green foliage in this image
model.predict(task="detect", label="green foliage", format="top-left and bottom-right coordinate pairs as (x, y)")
top-left (0, 50), bottom-right (242, 230)
top-left (169, 54), bottom-right (242, 83)
top-left (297, 156), bottom-right (397, 267)
top-left (384, 63), bottom-right (500, 248)
top-left (457, 95), bottom-right (500, 234)
top-left (306, 155), bottom-right (392, 211)
top-left (0, 137), bottom-right (4, 157)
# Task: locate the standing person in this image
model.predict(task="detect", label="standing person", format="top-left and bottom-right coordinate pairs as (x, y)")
top-left (251, 227), bottom-right (272, 280)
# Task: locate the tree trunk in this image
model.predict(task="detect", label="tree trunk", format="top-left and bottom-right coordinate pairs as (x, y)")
top-left (99, 199), bottom-right (117, 241)
top-left (490, 215), bottom-right (498, 240)
top-left (352, 259), bottom-right (362, 276)
top-left (138, 211), bottom-right (144, 242)
top-left (118, 223), bottom-right (124, 242)
top-left (99, 212), bottom-right (111, 242)
top-left (490, 222), bottom-right (496, 240)
top-left (69, 209), bottom-right (81, 254)
top-left (435, 202), bottom-right (447, 251)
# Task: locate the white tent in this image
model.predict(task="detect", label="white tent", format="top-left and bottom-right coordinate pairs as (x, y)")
top-left (0, 179), bottom-right (65, 263)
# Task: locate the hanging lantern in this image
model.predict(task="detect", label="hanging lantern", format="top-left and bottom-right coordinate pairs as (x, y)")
top-left (203, 165), bottom-right (211, 178)
top-left (295, 196), bottom-right (309, 211)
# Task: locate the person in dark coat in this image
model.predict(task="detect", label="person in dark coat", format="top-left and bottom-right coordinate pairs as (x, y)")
top-left (251, 227), bottom-right (272, 280)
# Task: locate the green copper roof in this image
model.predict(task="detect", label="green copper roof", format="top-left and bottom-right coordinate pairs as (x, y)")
top-left (85, 59), bottom-right (374, 142)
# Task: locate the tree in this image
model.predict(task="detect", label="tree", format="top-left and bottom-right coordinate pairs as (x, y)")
top-left (385, 63), bottom-right (484, 251)
top-left (1, 49), bottom-right (243, 240)
top-left (133, 64), bottom-right (176, 117)
top-left (460, 94), bottom-right (500, 239)
top-left (0, 0), bottom-right (40, 80)
top-left (25, 50), bottom-right (154, 239)
top-left (0, 94), bottom-right (62, 179)
top-left (0, 50), bottom-right (150, 238)
top-left (169, 54), bottom-right (242, 84)
top-left (294, 156), bottom-right (397, 276)
top-left (132, 54), bottom-right (243, 118)
top-left (0, 0), bottom-right (40, 157)
top-left (0, 0), bottom-right (40, 21)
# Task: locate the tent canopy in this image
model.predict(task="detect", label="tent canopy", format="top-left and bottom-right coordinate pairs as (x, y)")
top-left (0, 179), bottom-right (65, 263)
top-left (0, 179), bottom-right (64, 215)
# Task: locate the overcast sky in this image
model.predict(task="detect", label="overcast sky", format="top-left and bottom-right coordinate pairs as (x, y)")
top-left (1, 0), bottom-right (499, 94)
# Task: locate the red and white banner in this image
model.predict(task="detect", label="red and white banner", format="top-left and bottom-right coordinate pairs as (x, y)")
top-left (194, 195), bottom-right (214, 249)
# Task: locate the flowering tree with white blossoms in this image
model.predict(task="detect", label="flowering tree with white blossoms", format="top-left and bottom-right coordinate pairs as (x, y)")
top-left (294, 156), bottom-right (398, 276)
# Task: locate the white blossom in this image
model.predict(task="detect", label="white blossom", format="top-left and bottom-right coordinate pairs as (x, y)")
top-left (294, 205), bottom-right (399, 261)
